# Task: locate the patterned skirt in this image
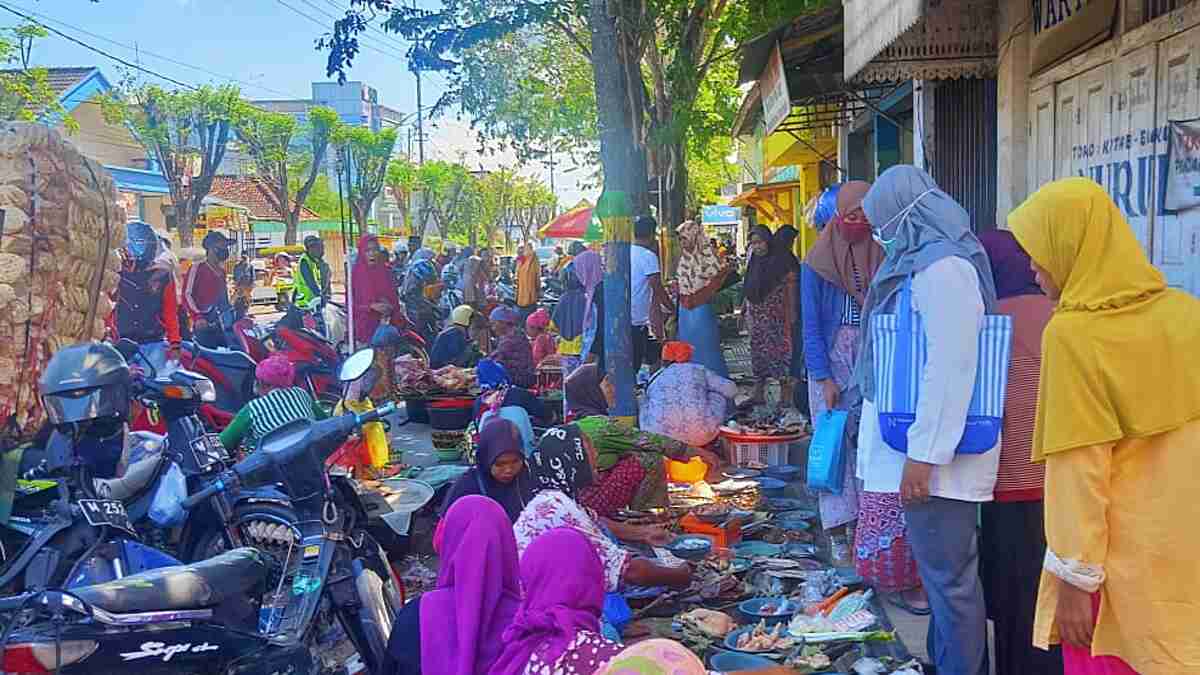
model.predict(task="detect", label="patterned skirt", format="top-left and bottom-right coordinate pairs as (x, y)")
top-left (748, 283), bottom-right (792, 379)
top-left (854, 491), bottom-right (921, 593)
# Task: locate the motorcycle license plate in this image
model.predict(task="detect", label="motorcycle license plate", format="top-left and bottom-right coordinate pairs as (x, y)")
top-left (191, 433), bottom-right (228, 470)
top-left (78, 499), bottom-right (132, 532)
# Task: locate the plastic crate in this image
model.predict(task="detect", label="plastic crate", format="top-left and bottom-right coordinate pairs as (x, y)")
top-left (725, 437), bottom-right (791, 467)
top-left (428, 398), bottom-right (475, 431)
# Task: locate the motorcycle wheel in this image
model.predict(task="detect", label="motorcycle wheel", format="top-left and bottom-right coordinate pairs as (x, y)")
top-left (186, 503), bottom-right (298, 563)
top-left (344, 545), bottom-right (402, 674)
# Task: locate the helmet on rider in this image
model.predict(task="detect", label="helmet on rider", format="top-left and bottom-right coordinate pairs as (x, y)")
top-left (124, 220), bottom-right (160, 267)
top-left (39, 342), bottom-right (131, 433)
top-left (450, 305), bottom-right (474, 328)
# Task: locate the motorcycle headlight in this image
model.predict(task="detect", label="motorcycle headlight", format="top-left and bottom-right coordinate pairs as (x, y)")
top-left (194, 377), bottom-right (217, 403)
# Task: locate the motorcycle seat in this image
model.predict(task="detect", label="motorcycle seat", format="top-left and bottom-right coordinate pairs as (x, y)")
top-left (72, 547), bottom-right (269, 614)
top-left (192, 342), bottom-right (257, 371)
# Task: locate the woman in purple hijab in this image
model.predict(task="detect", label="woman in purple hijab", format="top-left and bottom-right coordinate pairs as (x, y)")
top-left (386, 495), bottom-right (521, 675)
top-left (489, 528), bottom-right (622, 675)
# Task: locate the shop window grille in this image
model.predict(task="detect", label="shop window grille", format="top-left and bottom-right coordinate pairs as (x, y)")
top-left (1144, 0), bottom-right (1188, 22)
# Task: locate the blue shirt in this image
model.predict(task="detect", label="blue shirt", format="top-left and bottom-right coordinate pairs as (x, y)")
top-left (801, 264), bottom-right (852, 382)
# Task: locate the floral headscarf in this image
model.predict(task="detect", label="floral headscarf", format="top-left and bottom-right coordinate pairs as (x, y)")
top-left (675, 219), bottom-right (723, 297)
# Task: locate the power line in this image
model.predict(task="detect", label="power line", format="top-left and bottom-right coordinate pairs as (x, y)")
top-left (272, 0), bottom-right (407, 62)
top-left (317, 0), bottom-right (413, 53)
top-left (0, 1), bottom-right (196, 90)
top-left (1, 2), bottom-right (300, 97)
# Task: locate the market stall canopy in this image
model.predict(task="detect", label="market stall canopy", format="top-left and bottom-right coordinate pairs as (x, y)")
top-left (539, 204), bottom-right (602, 241)
top-left (843, 0), bottom-right (997, 83)
top-left (733, 4), bottom-right (884, 135)
top-left (728, 181), bottom-right (803, 225)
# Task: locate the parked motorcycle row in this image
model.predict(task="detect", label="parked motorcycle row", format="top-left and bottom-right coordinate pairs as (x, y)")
top-left (0, 339), bottom-right (423, 675)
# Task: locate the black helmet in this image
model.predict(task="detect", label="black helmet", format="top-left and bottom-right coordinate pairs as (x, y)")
top-left (202, 231), bottom-right (229, 252)
top-left (39, 342), bottom-right (131, 426)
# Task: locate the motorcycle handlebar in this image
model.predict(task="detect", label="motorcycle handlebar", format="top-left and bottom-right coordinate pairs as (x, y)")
top-left (354, 401), bottom-right (397, 425)
top-left (180, 477), bottom-right (230, 511)
top-left (180, 402), bottom-right (397, 509)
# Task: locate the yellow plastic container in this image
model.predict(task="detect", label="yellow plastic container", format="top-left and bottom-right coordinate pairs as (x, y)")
top-left (667, 457), bottom-right (708, 484)
top-left (338, 397), bottom-right (389, 468)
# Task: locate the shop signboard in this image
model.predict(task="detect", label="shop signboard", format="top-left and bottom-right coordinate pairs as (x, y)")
top-left (1165, 119), bottom-right (1200, 211)
top-left (1030, 0), bottom-right (1117, 74)
top-left (760, 42), bottom-right (791, 136)
top-left (701, 205), bottom-right (741, 226)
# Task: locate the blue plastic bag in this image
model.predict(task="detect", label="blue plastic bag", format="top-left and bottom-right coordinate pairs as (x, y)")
top-left (807, 410), bottom-right (848, 494)
top-left (603, 592), bottom-right (632, 640)
top-left (148, 462), bottom-right (187, 527)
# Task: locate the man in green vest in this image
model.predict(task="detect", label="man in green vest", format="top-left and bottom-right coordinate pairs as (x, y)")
top-left (289, 235), bottom-right (332, 333)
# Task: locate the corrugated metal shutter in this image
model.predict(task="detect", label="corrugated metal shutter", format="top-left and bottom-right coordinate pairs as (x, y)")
top-left (932, 78), bottom-right (998, 231)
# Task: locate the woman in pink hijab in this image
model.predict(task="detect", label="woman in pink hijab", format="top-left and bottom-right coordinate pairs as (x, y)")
top-left (385, 495), bottom-right (521, 675)
top-left (351, 235), bottom-right (401, 345)
top-left (489, 527), bottom-right (622, 675)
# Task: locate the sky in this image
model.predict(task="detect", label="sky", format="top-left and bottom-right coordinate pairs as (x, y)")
top-left (2, 0), bottom-right (590, 207)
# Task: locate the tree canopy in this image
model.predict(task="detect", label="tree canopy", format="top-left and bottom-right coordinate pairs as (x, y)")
top-left (319, 0), bottom-right (812, 229)
top-left (101, 84), bottom-right (241, 246)
top-left (0, 22), bottom-right (77, 133)
top-left (232, 104), bottom-right (342, 245)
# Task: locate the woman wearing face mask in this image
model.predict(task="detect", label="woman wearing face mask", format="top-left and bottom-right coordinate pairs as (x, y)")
top-left (743, 224), bottom-right (799, 406)
top-left (856, 165), bottom-right (1000, 675)
top-left (218, 354), bottom-right (328, 452)
top-left (801, 182), bottom-right (927, 612)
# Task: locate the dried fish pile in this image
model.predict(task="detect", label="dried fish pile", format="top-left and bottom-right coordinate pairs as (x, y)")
top-left (0, 123), bottom-right (125, 438)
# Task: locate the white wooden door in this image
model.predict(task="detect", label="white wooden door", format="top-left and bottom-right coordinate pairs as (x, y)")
top-left (1155, 27), bottom-right (1200, 295)
top-left (1078, 64), bottom-right (1113, 187)
top-left (1112, 45), bottom-right (1158, 250)
top-left (1029, 86), bottom-right (1056, 190)
top-left (1055, 76), bottom-right (1082, 181)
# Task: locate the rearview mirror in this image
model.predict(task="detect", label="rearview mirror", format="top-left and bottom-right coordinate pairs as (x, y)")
top-left (339, 348), bottom-right (376, 383)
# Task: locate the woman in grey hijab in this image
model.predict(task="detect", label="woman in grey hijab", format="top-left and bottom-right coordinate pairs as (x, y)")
top-left (854, 165), bottom-right (999, 675)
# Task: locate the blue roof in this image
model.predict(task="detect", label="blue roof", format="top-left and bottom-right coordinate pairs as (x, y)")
top-left (104, 165), bottom-right (170, 195)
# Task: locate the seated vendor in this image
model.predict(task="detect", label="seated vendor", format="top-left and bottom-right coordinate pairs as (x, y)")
top-left (219, 354), bottom-right (327, 451)
top-left (440, 418), bottom-right (534, 522)
top-left (640, 340), bottom-right (736, 448)
top-left (487, 305), bottom-right (536, 388)
top-left (472, 358), bottom-right (550, 428)
top-left (526, 307), bottom-right (557, 367)
top-left (429, 305), bottom-right (480, 369)
top-left (564, 363), bottom-right (721, 513)
top-left (514, 424), bottom-right (691, 592)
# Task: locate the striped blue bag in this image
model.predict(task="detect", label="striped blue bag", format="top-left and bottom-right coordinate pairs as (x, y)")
top-left (871, 275), bottom-right (1013, 455)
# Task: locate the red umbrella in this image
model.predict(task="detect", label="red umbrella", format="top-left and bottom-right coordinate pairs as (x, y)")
top-left (538, 205), bottom-right (599, 240)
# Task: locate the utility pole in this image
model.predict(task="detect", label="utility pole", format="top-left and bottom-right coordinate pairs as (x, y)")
top-left (415, 67), bottom-right (425, 165)
top-left (412, 1), bottom-right (425, 165)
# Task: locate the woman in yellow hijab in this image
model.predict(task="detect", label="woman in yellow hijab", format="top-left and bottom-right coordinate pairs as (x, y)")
top-left (1009, 177), bottom-right (1200, 674)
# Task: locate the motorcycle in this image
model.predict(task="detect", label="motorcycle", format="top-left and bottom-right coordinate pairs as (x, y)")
top-left (0, 346), bottom-right (294, 594)
top-left (0, 366), bottom-right (405, 674)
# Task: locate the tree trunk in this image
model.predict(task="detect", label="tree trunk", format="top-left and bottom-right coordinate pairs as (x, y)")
top-left (590, 0), bottom-right (644, 419)
top-left (284, 212), bottom-right (299, 246)
top-left (177, 200), bottom-right (198, 248)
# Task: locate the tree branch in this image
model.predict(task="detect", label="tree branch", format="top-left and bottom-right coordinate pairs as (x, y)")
top-left (551, 17), bottom-right (592, 60)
